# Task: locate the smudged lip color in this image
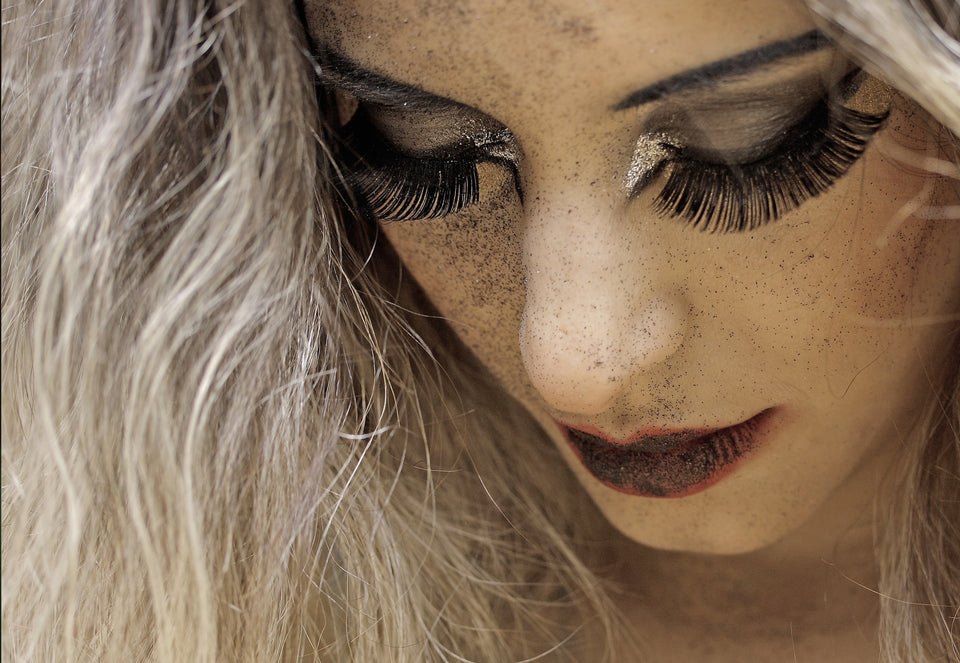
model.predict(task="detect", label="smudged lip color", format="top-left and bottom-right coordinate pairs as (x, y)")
top-left (559, 408), bottom-right (777, 498)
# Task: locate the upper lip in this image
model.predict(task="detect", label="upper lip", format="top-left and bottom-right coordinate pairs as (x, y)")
top-left (559, 421), bottom-right (744, 453)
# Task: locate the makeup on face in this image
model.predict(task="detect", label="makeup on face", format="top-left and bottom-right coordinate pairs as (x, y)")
top-left (320, 45), bottom-right (520, 159)
top-left (620, 58), bottom-right (893, 196)
top-left (307, 0), bottom-right (960, 557)
top-left (561, 409), bottom-right (778, 498)
top-left (341, 98), bottom-right (515, 158)
top-left (311, 30), bottom-right (900, 499)
top-left (318, 35), bottom-right (891, 232)
top-left (334, 100), bottom-right (522, 220)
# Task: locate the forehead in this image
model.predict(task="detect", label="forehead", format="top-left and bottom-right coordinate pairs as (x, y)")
top-left (306, 0), bottom-right (817, 116)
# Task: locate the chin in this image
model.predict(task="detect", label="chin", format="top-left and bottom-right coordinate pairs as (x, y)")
top-left (585, 480), bottom-right (814, 556)
top-left (610, 519), bottom-right (788, 556)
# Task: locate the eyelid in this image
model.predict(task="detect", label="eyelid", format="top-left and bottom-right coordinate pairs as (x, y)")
top-left (623, 66), bottom-right (884, 190)
top-left (620, 101), bottom-right (812, 194)
top-left (345, 94), bottom-right (522, 163)
top-left (638, 81), bottom-right (828, 153)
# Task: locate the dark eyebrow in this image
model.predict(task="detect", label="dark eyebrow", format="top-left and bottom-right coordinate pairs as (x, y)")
top-left (612, 29), bottom-right (829, 110)
top-left (313, 46), bottom-right (443, 108)
top-left (313, 30), bottom-right (830, 111)
top-left (292, 0), bottom-right (439, 107)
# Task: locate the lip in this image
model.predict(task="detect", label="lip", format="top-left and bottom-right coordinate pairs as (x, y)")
top-left (560, 408), bottom-right (777, 498)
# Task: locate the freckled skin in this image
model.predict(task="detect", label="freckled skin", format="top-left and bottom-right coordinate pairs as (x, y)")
top-left (307, 0), bottom-right (959, 658)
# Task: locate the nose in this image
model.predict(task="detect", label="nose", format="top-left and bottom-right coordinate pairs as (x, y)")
top-left (518, 193), bottom-right (687, 416)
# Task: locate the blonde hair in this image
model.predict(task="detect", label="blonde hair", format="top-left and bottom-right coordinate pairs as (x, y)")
top-left (810, 2), bottom-right (960, 660)
top-left (2, 1), bottom-right (957, 662)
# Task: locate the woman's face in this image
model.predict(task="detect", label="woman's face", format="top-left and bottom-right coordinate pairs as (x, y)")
top-left (306, 0), bottom-right (960, 554)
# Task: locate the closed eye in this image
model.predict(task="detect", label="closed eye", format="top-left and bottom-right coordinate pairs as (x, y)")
top-left (335, 100), bottom-right (520, 222)
top-left (643, 92), bottom-right (889, 233)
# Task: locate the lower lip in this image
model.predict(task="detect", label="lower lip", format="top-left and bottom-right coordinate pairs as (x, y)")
top-left (561, 409), bottom-right (776, 498)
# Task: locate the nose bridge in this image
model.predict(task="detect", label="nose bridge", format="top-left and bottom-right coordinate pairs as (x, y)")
top-left (522, 192), bottom-right (640, 341)
top-left (518, 181), bottom-right (686, 416)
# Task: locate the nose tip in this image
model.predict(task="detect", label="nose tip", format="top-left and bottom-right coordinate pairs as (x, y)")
top-left (519, 295), bottom-right (686, 416)
top-left (515, 165), bottom-right (687, 418)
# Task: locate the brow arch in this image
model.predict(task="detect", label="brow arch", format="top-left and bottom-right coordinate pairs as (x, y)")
top-left (613, 30), bottom-right (829, 110)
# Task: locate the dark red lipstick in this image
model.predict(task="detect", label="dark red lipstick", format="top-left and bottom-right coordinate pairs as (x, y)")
top-left (561, 409), bottom-right (775, 498)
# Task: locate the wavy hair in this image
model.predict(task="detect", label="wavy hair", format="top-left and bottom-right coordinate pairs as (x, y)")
top-left (2, 0), bottom-right (957, 661)
top-left (810, 2), bottom-right (960, 660)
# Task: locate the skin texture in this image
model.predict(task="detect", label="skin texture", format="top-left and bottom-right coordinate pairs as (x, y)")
top-left (306, 0), bottom-right (960, 659)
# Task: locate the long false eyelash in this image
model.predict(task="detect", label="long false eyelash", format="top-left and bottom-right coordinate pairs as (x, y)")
top-left (654, 102), bottom-right (889, 233)
top-left (338, 108), bottom-right (480, 222)
top-left (350, 156), bottom-right (479, 221)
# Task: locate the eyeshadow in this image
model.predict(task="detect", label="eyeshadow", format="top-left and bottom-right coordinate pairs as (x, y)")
top-left (623, 133), bottom-right (676, 192)
top-left (840, 71), bottom-right (893, 115)
top-left (620, 65), bottom-right (854, 192)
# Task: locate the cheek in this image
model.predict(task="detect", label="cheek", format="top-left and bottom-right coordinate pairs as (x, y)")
top-left (736, 106), bottom-right (960, 415)
top-left (380, 173), bottom-right (530, 392)
top-left (843, 104), bottom-right (960, 320)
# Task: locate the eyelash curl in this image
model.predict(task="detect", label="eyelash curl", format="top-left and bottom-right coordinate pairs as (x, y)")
top-left (652, 101), bottom-right (889, 233)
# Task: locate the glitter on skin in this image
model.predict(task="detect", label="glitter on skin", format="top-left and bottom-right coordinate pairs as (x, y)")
top-left (623, 132), bottom-right (677, 192)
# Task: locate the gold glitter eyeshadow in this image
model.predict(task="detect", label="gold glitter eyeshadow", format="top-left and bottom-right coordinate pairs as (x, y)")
top-left (844, 73), bottom-right (893, 115)
top-left (623, 132), bottom-right (677, 193)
